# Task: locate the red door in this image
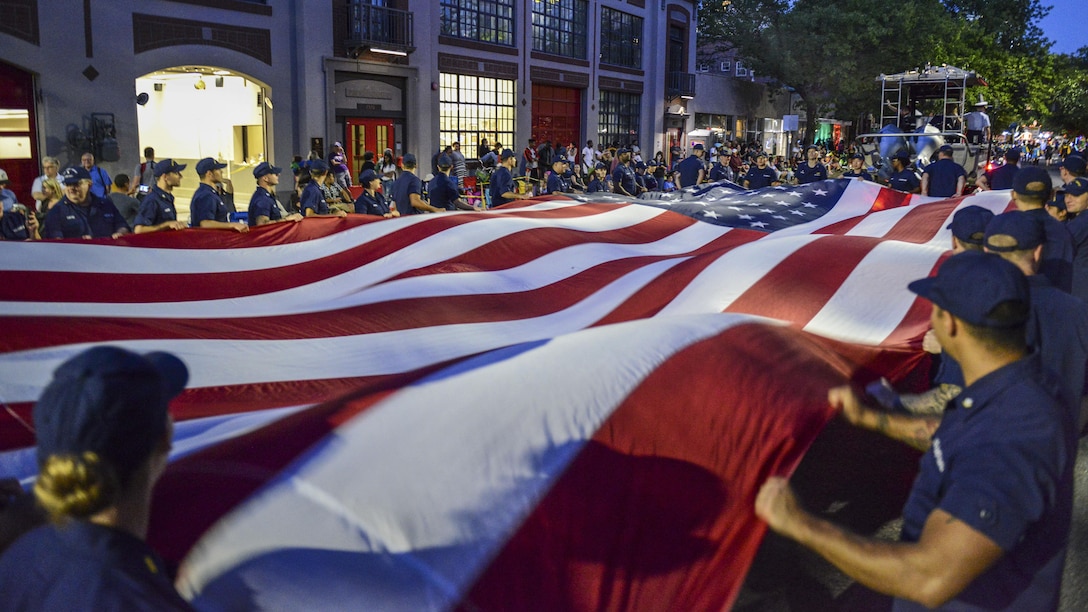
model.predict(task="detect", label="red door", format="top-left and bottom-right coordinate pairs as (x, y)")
top-left (345, 118), bottom-right (394, 197)
top-left (0, 61), bottom-right (39, 209)
top-left (531, 85), bottom-right (581, 154)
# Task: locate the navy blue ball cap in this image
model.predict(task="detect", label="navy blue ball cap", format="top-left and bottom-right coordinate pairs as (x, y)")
top-left (891, 149), bottom-right (911, 161)
top-left (402, 153), bottom-right (417, 166)
top-left (635, 161), bottom-right (647, 170)
top-left (1012, 165), bottom-right (1052, 198)
top-left (984, 210), bottom-right (1044, 252)
top-left (692, 143), bottom-right (705, 151)
top-left (252, 161), bottom-right (283, 178)
top-left (908, 251), bottom-right (1030, 328)
top-left (437, 154), bottom-right (453, 168)
top-left (195, 157), bottom-right (227, 176)
top-left (309, 159), bottom-right (330, 173)
top-left (500, 149), bottom-right (517, 160)
top-left (945, 205), bottom-right (994, 246)
top-left (61, 166), bottom-right (91, 185)
top-left (938, 144), bottom-right (954, 155)
top-left (1004, 148), bottom-right (1021, 162)
top-left (595, 162), bottom-right (608, 170)
top-left (359, 169), bottom-right (379, 185)
top-left (153, 159), bottom-right (186, 177)
top-left (1065, 176), bottom-right (1088, 197)
top-left (34, 346), bottom-right (188, 479)
top-left (1061, 155), bottom-right (1086, 174)
top-left (849, 152), bottom-right (865, 160)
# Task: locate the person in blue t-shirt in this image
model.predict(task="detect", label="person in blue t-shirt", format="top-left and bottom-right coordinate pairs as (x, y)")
top-left (248, 162), bottom-right (303, 227)
top-left (921, 145), bottom-right (967, 197)
top-left (840, 153), bottom-right (873, 181)
top-left (794, 145), bottom-right (828, 184)
top-left (190, 158), bottom-right (248, 232)
top-left (42, 167), bottom-right (130, 239)
top-left (977, 148), bottom-right (1021, 191)
top-left (133, 159), bottom-right (190, 234)
top-left (0, 203), bottom-right (39, 240)
top-left (299, 159), bottom-right (348, 219)
top-left (354, 169), bottom-right (398, 218)
top-left (887, 150), bottom-right (921, 194)
top-left (390, 153), bottom-right (442, 215)
top-left (757, 251), bottom-right (1075, 612)
top-left (429, 155), bottom-right (474, 211)
top-left (488, 149), bottom-right (530, 207)
top-left (546, 157), bottom-right (572, 195)
top-left (675, 144), bottom-right (706, 188)
top-left (0, 347), bottom-right (194, 610)
top-left (741, 152), bottom-right (779, 189)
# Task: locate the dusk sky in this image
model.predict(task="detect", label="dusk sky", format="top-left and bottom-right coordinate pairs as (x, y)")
top-left (1040, 0), bottom-right (1088, 55)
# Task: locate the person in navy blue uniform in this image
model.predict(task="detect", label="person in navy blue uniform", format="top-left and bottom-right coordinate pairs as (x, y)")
top-left (354, 169), bottom-right (398, 218)
top-left (675, 144), bottom-right (706, 188)
top-left (1011, 166), bottom-right (1073, 293)
top-left (0, 204), bottom-right (39, 240)
top-left (921, 144), bottom-right (967, 198)
top-left (489, 149), bottom-right (529, 207)
top-left (983, 211), bottom-right (1088, 430)
top-left (976, 148), bottom-right (1020, 191)
top-left (391, 153), bottom-right (441, 215)
top-left (642, 161), bottom-right (660, 191)
top-left (586, 162), bottom-right (611, 193)
top-left (612, 148), bottom-right (641, 196)
top-left (429, 155), bottom-right (473, 211)
top-left (299, 159), bottom-right (348, 219)
top-left (887, 150), bottom-right (921, 193)
top-left (1061, 177), bottom-right (1088, 304)
top-left (42, 167), bottom-right (130, 239)
top-left (794, 145), bottom-right (828, 184)
top-left (133, 159), bottom-right (188, 234)
top-left (708, 150), bottom-right (733, 182)
top-left (248, 162), bottom-right (303, 227)
top-left (546, 156), bottom-right (572, 195)
top-left (742, 152), bottom-right (778, 189)
top-left (757, 250), bottom-right (1075, 612)
top-left (0, 346), bottom-right (195, 610)
top-left (189, 158), bottom-right (248, 232)
top-left (840, 152), bottom-right (873, 181)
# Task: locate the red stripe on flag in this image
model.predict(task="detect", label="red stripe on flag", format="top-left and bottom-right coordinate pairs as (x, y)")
top-left (461, 322), bottom-right (847, 611)
top-left (725, 236), bottom-right (881, 325)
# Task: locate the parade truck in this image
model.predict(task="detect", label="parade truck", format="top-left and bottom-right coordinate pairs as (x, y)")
top-left (856, 65), bottom-right (992, 183)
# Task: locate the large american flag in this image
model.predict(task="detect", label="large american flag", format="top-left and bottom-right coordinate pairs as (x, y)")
top-left (0, 180), bottom-right (1013, 610)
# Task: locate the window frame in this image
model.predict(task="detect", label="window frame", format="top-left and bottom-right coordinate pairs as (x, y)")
top-left (531, 0), bottom-right (588, 59)
top-left (599, 7), bottom-right (642, 70)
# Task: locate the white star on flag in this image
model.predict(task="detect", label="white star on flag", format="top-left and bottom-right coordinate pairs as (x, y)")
top-left (750, 221), bottom-right (769, 228)
top-left (803, 202), bottom-right (818, 208)
top-left (813, 189), bottom-right (828, 196)
top-left (703, 210), bottom-right (720, 219)
top-left (738, 214), bottom-right (753, 220)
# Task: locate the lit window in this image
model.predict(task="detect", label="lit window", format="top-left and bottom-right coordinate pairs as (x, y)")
top-left (600, 7), bottom-right (642, 69)
top-left (532, 0), bottom-right (587, 59)
top-left (440, 0), bottom-right (516, 47)
top-left (598, 90), bottom-right (640, 149)
top-left (440, 73), bottom-right (516, 156)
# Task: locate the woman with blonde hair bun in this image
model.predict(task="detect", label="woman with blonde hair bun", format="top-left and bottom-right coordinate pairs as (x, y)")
top-left (0, 346), bottom-right (192, 610)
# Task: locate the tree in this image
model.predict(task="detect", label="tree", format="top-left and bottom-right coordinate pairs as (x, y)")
top-left (698, 0), bottom-right (939, 145)
top-left (1048, 50), bottom-right (1088, 136)
top-left (697, 0), bottom-right (1058, 142)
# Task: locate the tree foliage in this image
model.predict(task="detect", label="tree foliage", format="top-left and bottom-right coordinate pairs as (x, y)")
top-left (698, 0), bottom-right (1060, 141)
top-left (1048, 50), bottom-right (1088, 135)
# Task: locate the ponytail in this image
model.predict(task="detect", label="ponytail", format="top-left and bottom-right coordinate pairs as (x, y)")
top-left (33, 452), bottom-right (118, 522)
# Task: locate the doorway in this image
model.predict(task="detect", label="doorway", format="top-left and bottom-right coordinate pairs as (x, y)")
top-left (0, 61), bottom-right (38, 207)
top-left (345, 118), bottom-right (395, 184)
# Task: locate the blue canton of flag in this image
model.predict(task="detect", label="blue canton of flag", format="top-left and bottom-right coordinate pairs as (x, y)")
top-left (639, 180), bottom-right (848, 231)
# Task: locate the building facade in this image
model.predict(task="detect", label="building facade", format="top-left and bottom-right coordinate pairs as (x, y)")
top-left (0, 0), bottom-right (697, 207)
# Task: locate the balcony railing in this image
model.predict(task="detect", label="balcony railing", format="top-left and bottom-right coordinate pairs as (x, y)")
top-left (345, 1), bottom-right (415, 56)
top-left (667, 71), bottom-right (696, 99)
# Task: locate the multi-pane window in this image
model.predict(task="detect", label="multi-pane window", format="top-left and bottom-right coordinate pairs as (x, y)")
top-left (440, 0), bottom-right (515, 46)
top-left (531, 0), bottom-right (587, 59)
top-left (598, 90), bottom-right (640, 148)
top-left (600, 7), bottom-right (642, 69)
top-left (439, 73), bottom-right (516, 156)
